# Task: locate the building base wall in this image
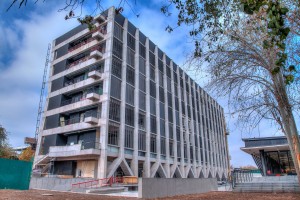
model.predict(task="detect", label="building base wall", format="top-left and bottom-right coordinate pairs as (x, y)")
top-left (138, 178), bottom-right (217, 198)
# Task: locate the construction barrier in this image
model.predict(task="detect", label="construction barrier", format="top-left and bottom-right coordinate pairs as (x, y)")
top-left (0, 158), bottom-right (32, 190)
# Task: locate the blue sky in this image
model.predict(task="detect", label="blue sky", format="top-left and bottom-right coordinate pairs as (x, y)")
top-left (0, 0), bottom-right (284, 167)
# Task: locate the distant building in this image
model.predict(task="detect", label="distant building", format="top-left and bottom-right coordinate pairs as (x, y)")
top-left (241, 136), bottom-right (296, 176)
top-left (34, 7), bottom-right (229, 179)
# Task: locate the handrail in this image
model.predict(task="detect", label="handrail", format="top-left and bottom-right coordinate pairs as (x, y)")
top-left (71, 176), bottom-right (124, 189)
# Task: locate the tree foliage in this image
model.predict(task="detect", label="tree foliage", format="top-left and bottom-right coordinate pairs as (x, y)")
top-left (0, 125), bottom-right (16, 159)
top-left (19, 147), bottom-right (35, 161)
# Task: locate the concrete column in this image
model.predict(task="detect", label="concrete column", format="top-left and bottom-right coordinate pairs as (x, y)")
top-left (118, 19), bottom-right (128, 160)
top-left (131, 29), bottom-right (140, 176)
top-left (162, 54), bottom-right (170, 177)
top-left (260, 150), bottom-right (267, 176)
top-left (97, 7), bottom-right (115, 178)
top-left (144, 38), bottom-right (151, 177)
top-left (154, 46), bottom-right (161, 166)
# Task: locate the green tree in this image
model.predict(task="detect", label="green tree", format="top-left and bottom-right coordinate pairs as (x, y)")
top-left (0, 125), bottom-right (16, 159)
top-left (166, 0), bottom-right (300, 184)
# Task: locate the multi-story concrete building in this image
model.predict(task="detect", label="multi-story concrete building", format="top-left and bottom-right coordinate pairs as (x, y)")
top-left (34, 7), bottom-right (229, 180)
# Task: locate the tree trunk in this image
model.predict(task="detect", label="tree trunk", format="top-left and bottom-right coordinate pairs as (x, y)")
top-left (273, 72), bottom-right (300, 185)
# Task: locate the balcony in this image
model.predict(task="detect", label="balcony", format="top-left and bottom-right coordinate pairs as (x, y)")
top-left (66, 56), bottom-right (90, 70)
top-left (60, 111), bottom-right (100, 127)
top-left (68, 37), bottom-right (95, 53)
top-left (94, 14), bottom-right (107, 23)
top-left (84, 116), bottom-right (98, 124)
top-left (90, 45), bottom-right (105, 59)
top-left (92, 26), bottom-right (107, 41)
top-left (88, 70), bottom-right (102, 79)
top-left (86, 92), bottom-right (100, 101)
top-left (48, 141), bottom-right (101, 158)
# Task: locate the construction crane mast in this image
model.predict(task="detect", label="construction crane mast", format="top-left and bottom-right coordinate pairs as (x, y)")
top-left (34, 43), bottom-right (51, 146)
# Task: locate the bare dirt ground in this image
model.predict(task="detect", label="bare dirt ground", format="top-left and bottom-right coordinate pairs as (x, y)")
top-left (0, 190), bottom-right (300, 200)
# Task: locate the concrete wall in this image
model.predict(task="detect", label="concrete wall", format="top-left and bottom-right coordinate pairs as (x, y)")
top-left (138, 178), bottom-right (217, 198)
top-left (30, 177), bottom-right (94, 191)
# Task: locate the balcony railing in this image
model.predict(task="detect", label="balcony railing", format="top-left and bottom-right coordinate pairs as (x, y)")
top-left (48, 141), bottom-right (101, 157)
top-left (66, 56), bottom-right (90, 69)
top-left (68, 37), bottom-right (95, 53)
top-left (59, 112), bottom-right (100, 127)
top-left (61, 88), bottom-right (103, 106)
top-left (64, 75), bottom-right (85, 87)
top-left (61, 96), bottom-right (84, 106)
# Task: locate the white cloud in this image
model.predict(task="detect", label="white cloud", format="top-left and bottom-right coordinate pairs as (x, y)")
top-left (0, 5), bottom-right (79, 147)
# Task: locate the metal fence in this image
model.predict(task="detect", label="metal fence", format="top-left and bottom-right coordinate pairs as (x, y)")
top-left (0, 158), bottom-right (32, 190)
top-left (231, 168), bottom-right (254, 188)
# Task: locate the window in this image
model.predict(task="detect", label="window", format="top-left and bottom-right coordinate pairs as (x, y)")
top-left (110, 76), bottom-right (122, 99)
top-left (149, 52), bottom-right (155, 66)
top-left (150, 97), bottom-right (156, 115)
top-left (109, 98), bottom-right (120, 122)
top-left (168, 107), bottom-right (173, 123)
top-left (174, 83), bottom-right (178, 97)
top-left (139, 57), bottom-right (146, 75)
top-left (127, 33), bottom-right (135, 50)
top-left (127, 48), bottom-right (135, 67)
top-left (150, 115), bottom-right (156, 134)
top-left (108, 122), bottom-right (119, 145)
top-left (169, 123), bottom-right (173, 139)
top-left (167, 78), bottom-right (171, 92)
top-left (138, 131), bottom-right (146, 151)
top-left (159, 87), bottom-right (164, 103)
top-left (139, 43), bottom-right (146, 58)
top-left (139, 91), bottom-right (146, 111)
top-left (160, 102), bottom-right (165, 119)
top-left (160, 119), bottom-right (165, 136)
top-left (112, 57), bottom-right (122, 78)
top-left (175, 98), bottom-right (179, 111)
top-left (150, 67), bottom-right (155, 81)
top-left (176, 111), bottom-right (180, 125)
top-left (126, 84), bottom-right (135, 105)
top-left (139, 74), bottom-right (146, 92)
top-left (114, 23), bottom-right (123, 41)
top-left (166, 66), bottom-right (171, 78)
top-left (169, 140), bottom-right (174, 157)
top-left (173, 71), bottom-right (178, 83)
top-left (113, 39), bottom-right (123, 59)
top-left (160, 138), bottom-right (166, 155)
top-left (125, 105), bottom-right (134, 126)
top-left (176, 127), bottom-right (181, 141)
top-left (159, 71), bottom-right (163, 87)
top-left (126, 66), bottom-right (135, 85)
top-left (150, 134), bottom-right (156, 153)
top-left (158, 59), bottom-right (163, 72)
top-left (125, 126), bottom-right (134, 149)
top-left (177, 142), bottom-right (181, 157)
top-left (149, 81), bottom-right (156, 98)
top-left (168, 92), bottom-right (172, 107)
top-left (138, 112), bottom-right (145, 130)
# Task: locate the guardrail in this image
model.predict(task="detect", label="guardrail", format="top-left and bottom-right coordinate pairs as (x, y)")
top-left (231, 168), bottom-right (254, 188)
top-left (71, 176), bottom-right (124, 189)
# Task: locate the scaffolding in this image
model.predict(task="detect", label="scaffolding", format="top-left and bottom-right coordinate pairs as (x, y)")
top-left (34, 44), bottom-right (51, 147)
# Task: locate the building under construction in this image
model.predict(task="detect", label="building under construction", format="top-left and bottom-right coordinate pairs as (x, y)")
top-left (34, 7), bottom-right (229, 180)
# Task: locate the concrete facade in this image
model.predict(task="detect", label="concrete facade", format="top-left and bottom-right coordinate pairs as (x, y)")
top-left (34, 7), bottom-right (229, 180)
top-left (138, 178), bottom-right (217, 198)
